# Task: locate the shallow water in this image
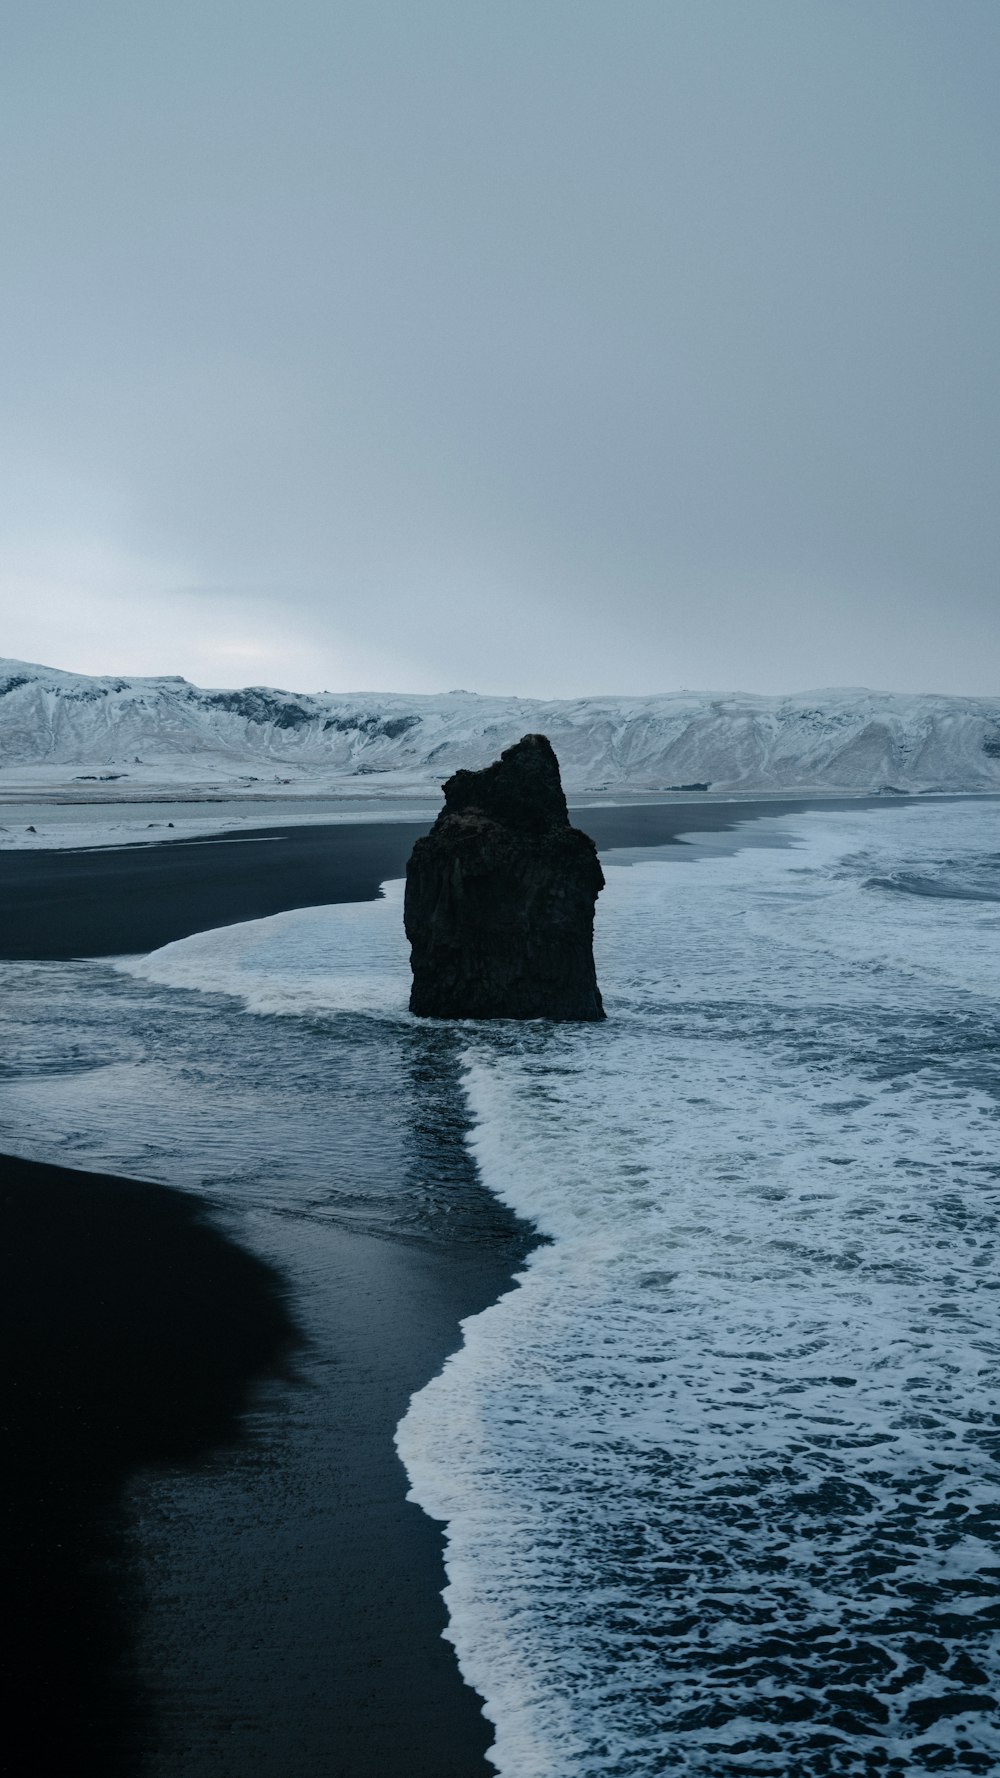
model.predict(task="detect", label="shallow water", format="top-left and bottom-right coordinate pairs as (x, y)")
top-left (0, 888), bottom-right (521, 1777)
top-left (0, 886), bottom-right (491, 1247)
top-left (2, 801), bottom-right (999, 1774)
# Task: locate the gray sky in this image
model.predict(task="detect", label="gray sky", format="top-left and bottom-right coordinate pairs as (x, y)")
top-left (1, 0), bottom-right (998, 696)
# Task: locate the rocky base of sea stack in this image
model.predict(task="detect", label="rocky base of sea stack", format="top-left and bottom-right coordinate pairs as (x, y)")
top-left (404, 733), bottom-right (605, 1020)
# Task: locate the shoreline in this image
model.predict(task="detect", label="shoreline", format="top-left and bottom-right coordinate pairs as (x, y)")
top-left (0, 784), bottom-right (987, 858)
top-left (0, 790), bottom-right (546, 1774)
top-left (1, 1149), bottom-right (535, 1778)
top-left (127, 1203), bottom-right (535, 1778)
top-left (1, 796), bottom-right (964, 1774)
top-left (0, 793), bottom-right (918, 961)
top-left (0, 1152), bottom-right (300, 1777)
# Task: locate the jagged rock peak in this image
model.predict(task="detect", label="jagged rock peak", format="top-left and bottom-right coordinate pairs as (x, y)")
top-left (404, 733), bottom-right (605, 1021)
top-left (442, 732), bottom-right (570, 831)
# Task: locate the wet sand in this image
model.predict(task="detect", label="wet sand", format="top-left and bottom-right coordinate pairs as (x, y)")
top-left (128, 1200), bottom-right (534, 1778)
top-left (0, 795), bottom-right (851, 961)
top-left (0, 1153), bottom-right (298, 1777)
top-left (1, 1149), bottom-right (532, 1778)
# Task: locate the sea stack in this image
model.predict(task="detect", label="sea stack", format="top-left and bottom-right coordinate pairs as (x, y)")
top-left (404, 733), bottom-right (605, 1020)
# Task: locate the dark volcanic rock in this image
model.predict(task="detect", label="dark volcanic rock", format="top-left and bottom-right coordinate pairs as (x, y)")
top-left (404, 733), bottom-right (605, 1020)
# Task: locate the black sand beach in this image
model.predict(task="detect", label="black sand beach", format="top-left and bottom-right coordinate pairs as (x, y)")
top-left (0, 817), bottom-right (431, 959)
top-left (0, 809), bottom-right (546, 1777)
top-left (0, 796), bottom-right (891, 1776)
top-left (126, 1201), bottom-right (534, 1778)
top-left (0, 795), bottom-right (835, 960)
top-left (0, 1153), bottom-right (299, 1776)
top-left (0, 1148), bottom-right (531, 1778)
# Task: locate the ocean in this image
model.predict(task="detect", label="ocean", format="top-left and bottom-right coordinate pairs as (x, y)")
top-left (2, 798), bottom-right (998, 1774)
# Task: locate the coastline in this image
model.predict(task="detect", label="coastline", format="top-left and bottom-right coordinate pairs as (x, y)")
top-left (0, 792), bottom-right (893, 961)
top-left (1, 1146), bottom-right (534, 1778)
top-left (0, 1152), bottom-right (299, 1777)
top-left (0, 790), bottom-right (546, 1774)
top-left (0, 795), bottom-right (938, 1774)
top-left (127, 1204), bottom-right (535, 1778)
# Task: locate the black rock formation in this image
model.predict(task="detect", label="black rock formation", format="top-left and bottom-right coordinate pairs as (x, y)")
top-left (404, 733), bottom-right (605, 1019)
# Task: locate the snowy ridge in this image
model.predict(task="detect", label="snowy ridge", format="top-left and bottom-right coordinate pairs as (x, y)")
top-left (2, 658), bottom-right (1000, 795)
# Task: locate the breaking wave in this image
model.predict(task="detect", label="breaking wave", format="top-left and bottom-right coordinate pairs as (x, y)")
top-left (867, 855), bottom-right (1000, 904)
top-left (119, 798), bottom-right (1000, 1772)
top-left (398, 801), bottom-right (1000, 1775)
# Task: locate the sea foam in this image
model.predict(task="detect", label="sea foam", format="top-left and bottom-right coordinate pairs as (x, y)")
top-left (398, 802), bottom-right (1000, 1775)
top-left (121, 879), bottom-right (412, 1019)
top-left (121, 801), bottom-right (1000, 1773)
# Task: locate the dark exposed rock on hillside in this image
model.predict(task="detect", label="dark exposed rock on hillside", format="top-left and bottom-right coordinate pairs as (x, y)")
top-left (404, 733), bottom-right (605, 1020)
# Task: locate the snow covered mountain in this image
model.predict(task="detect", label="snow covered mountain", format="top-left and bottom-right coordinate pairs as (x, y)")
top-left (2, 658), bottom-right (1000, 796)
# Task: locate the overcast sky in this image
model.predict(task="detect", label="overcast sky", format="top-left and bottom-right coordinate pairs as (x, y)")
top-left (2, 1), bottom-right (998, 697)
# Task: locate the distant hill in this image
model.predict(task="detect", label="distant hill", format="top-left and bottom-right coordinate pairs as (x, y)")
top-left (2, 659), bottom-right (999, 796)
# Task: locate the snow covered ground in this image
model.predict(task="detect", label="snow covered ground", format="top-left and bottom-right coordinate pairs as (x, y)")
top-left (1, 658), bottom-right (998, 849)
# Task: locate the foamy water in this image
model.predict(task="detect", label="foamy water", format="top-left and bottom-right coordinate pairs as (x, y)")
top-left (117, 800), bottom-right (1000, 1773)
top-left (119, 878), bottom-right (412, 1018)
top-left (397, 802), bottom-right (1000, 1776)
